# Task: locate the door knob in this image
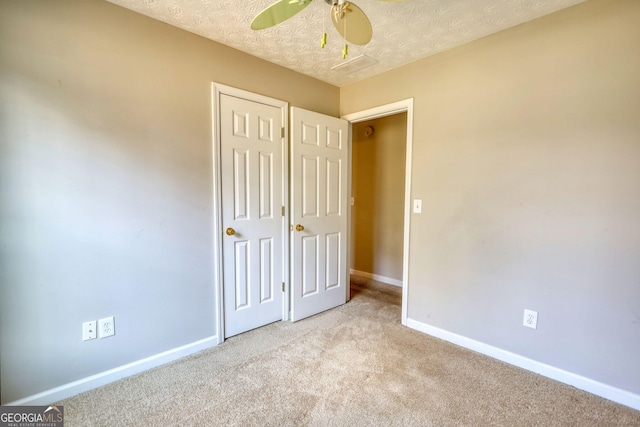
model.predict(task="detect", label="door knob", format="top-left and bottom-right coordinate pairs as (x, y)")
top-left (295, 224), bottom-right (304, 232)
top-left (225, 227), bottom-right (236, 236)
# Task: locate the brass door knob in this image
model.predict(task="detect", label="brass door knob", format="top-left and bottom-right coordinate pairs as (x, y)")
top-left (295, 224), bottom-right (304, 232)
top-left (225, 227), bottom-right (235, 236)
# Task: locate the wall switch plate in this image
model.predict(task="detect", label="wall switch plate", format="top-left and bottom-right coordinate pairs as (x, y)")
top-left (98, 316), bottom-right (115, 338)
top-left (523, 309), bottom-right (538, 329)
top-left (82, 321), bottom-right (97, 341)
top-left (413, 199), bottom-right (422, 213)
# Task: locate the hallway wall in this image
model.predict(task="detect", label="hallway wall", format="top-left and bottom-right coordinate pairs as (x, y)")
top-left (350, 114), bottom-right (407, 284)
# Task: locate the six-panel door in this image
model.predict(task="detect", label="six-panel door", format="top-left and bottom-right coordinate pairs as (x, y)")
top-left (290, 107), bottom-right (349, 321)
top-left (220, 94), bottom-right (284, 337)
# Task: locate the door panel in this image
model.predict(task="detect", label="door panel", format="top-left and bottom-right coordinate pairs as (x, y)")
top-left (302, 235), bottom-right (318, 296)
top-left (302, 156), bottom-right (319, 217)
top-left (326, 159), bottom-right (341, 216)
top-left (291, 107), bottom-right (349, 321)
top-left (221, 94), bottom-right (284, 337)
top-left (325, 232), bottom-right (340, 289)
top-left (234, 241), bottom-right (249, 309)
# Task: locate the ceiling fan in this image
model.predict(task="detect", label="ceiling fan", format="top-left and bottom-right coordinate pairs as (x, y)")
top-left (251, 0), bottom-right (400, 59)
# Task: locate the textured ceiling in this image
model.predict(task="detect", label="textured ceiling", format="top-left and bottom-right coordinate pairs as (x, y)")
top-left (106, 0), bottom-right (586, 87)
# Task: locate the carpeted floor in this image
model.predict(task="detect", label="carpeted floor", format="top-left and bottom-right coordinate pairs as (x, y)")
top-left (59, 276), bottom-right (640, 426)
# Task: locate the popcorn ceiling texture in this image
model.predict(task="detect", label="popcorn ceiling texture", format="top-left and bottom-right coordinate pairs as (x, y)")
top-left (106, 0), bottom-right (585, 87)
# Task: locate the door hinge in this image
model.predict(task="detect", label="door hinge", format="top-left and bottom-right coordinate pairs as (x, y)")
top-left (281, 127), bottom-right (285, 138)
top-left (281, 206), bottom-right (285, 217)
top-left (282, 282), bottom-right (285, 292)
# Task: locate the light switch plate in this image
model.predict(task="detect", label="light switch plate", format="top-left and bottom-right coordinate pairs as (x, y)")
top-left (413, 199), bottom-right (422, 213)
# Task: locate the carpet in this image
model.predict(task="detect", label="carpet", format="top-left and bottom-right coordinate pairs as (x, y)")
top-left (59, 276), bottom-right (640, 426)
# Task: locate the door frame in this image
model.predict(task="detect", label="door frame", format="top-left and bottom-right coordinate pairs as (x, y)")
top-left (211, 83), bottom-right (290, 343)
top-left (342, 98), bottom-right (414, 326)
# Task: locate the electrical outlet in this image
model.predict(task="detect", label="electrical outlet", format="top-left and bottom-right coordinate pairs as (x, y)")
top-left (523, 309), bottom-right (538, 329)
top-left (98, 316), bottom-right (115, 338)
top-left (82, 321), bottom-right (97, 341)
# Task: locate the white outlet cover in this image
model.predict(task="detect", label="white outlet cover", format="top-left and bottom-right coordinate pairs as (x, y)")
top-left (98, 316), bottom-right (115, 338)
top-left (523, 309), bottom-right (538, 329)
top-left (82, 321), bottom-right (97, 341)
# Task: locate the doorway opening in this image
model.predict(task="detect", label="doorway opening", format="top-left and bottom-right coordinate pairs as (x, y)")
top-left (343, 99), bottom-right (413, 325)
top-left (350, 113), bottom-right (407, 285)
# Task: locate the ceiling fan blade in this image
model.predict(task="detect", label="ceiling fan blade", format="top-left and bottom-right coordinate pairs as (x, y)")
top-left (330, 1), bottom-right (372, 45)
top-left (251, 0), bottom-right (313, 30)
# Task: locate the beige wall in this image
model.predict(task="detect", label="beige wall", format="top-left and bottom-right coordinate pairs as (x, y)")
top-left (0, 0), bottom-right (338, 403)
top-left (342, 0), bottom-right (640, 394)
top-left (351, 114), bottom-right (407, 282)
top-left (3, 0), bottom-right (640, 405)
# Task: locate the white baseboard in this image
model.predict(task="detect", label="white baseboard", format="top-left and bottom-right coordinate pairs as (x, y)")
top-left (350, 269), bottom-right (403, 287)
top-left (7, 336), bottom-right (219, 406)
top-left (406, 318), bottom-right (640, 411)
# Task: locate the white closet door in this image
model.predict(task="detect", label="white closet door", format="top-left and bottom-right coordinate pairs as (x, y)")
top-left (220, 94), bottom-right (284, 337)
top-left (290, 107), bottom-right (349, 321)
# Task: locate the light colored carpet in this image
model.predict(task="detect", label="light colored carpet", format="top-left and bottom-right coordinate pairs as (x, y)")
top-left (60, 276), bottom-right (640, 426)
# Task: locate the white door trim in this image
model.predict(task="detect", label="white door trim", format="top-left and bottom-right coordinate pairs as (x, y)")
top-left (211, 83), bottom-right (290, 343)
top-left (342, 99), bottom-right (414, 326)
